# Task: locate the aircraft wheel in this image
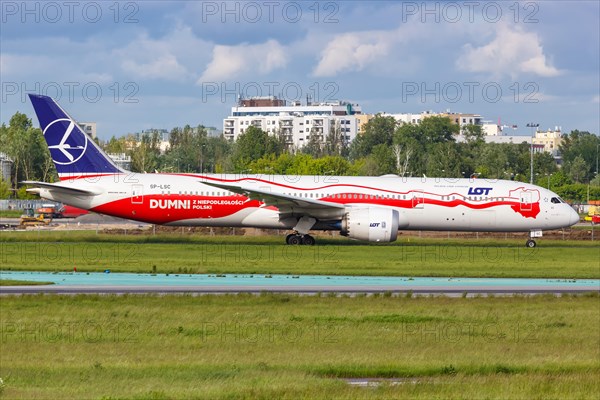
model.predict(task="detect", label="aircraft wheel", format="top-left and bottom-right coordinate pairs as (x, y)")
top-left (287, 235), bottom-right (302, 245)
top-left (285, 234), bottom-right (295, 245)
top-left (525, 239), bottom-right (537, 248)
top-left (301, 235), bottom-right (315, 246)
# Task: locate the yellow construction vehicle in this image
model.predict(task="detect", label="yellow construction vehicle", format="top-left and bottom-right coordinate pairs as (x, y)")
top-left (584, 205), bottom-right (600, 224)
top-left (19, 208), bottom-right (52, 227)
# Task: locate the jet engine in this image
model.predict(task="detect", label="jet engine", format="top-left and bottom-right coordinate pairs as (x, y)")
top-left (341, 207), bottom-right (401, 242)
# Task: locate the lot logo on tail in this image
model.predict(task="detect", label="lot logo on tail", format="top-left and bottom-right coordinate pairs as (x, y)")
top-left (43, 118), bottom-right (88, 165)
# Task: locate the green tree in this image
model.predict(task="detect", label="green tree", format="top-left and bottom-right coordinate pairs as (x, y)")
top-left (303, 131), bottom-right (325, 158)
top-left (350, 115), bottom-right (397, 159)
top-left (104, 136), bottom-right (128, 154)
top-left (555, 184), bottom-right (600, 203)
top-left (0, 178), bottom-right (12, 199)
top-left (0, 112), bottom-right (55, 187)
top-left (360, 144), bottom-right (396, 176)
top-left (568, 155), bottom-right (589, 183)
top-left (164, 125), bottom-right (210, 173)
top-left (560, 130), bottom-right (599, 182)
top-left (462, 124), bottom-right (485, 143)
top-left (393, 125), bottom-right (425, 176)
top-left (205, 135), bottom-right (234, 173)
top-left (418, 116), bottom-right (458, 145)
top-left (313, 156), bottom-right (352, 175)
top-left (232, 126), bottom-right (281, 171)
top-left (130, 131), bottom-right (161, 173)
top-left (16, 186), bottom-right (37, 200)
top-left (325, 124), bottom-right (349, 157)
top-left (426, 142), bottom-right (462, 177)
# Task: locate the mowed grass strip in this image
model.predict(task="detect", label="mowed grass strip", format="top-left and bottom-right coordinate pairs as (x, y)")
top-left (0, 280), bottom-right (53, 286)
top-left (0, 231), bottom-right (598, 278)
top-left (0, 294), bottom-right (599, 399)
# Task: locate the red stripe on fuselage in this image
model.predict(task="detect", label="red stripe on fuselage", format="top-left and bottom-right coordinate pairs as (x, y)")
top-left (91, 192), bottom-right (540, 224)
top-left (321, 194), bottom-right (540, 219)
top-left (91, 195), bottom-right (263, 224)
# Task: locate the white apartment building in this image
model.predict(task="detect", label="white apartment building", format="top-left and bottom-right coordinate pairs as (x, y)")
top-left (0, 152), bottom-right (13, 182)
top-left (223, 97), bottom-right (362, 149)
top-left (455, 128), bottom-right (561, 160)
top-left (107, 153), bottom-right (132, 170)
top-left (357, 111), bottom-right (485, 135)
top-left (78, 122), bottom-right (97, 139)
top-left (387, 112), bottom-right (430, 125)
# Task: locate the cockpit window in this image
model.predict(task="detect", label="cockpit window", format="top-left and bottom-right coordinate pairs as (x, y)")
top-left (551, 197), bottom-right (563, 204)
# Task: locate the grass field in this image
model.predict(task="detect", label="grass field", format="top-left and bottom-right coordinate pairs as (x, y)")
top-left (1, 231), bottom-right (599, 399)
top-left (1, 231), bottom-right (598, 278)
top-left (0, 210), bottom-right (24, 218)
top-left (0, 294), bottom-right (599, 399)
top-left (0, 280), bottom-right (52, 286)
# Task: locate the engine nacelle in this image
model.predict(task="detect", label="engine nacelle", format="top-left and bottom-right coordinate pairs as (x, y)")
top-left (341, 207), bottom-right (400, 242)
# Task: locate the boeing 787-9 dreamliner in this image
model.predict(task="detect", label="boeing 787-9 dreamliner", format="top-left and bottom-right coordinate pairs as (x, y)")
top-left (24, 94), bottom-right (579, 247)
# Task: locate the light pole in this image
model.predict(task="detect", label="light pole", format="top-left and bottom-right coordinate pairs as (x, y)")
top-left (596, 143), bottom-right (600, 181)
top-left (527, 123), bottom-right (539, 184)
top-left (200, 144), bottom-right (206, 173)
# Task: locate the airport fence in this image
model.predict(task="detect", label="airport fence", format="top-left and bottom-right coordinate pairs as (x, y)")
top-left (0, 200), bottom-right (61, 211)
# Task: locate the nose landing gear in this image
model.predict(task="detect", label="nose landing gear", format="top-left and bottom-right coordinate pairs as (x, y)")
top-left (526, 230), bottom-right (542, 248)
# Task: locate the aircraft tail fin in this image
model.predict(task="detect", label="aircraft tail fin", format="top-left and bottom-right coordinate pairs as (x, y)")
top-left (28, 94), bottom-right (125, 180)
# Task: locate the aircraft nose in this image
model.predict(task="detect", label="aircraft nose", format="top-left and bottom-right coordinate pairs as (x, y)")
top-left (568, 207), bottom-right (580, 226)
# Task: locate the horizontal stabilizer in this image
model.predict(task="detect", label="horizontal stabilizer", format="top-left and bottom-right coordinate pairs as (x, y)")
top-left (22, 181), bottom-right (99, 196)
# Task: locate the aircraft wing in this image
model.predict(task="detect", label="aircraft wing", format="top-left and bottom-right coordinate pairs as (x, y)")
top-left (22, 181), bottom-right (100, 196)
top-left (202, 181), bottom-right (345, 220)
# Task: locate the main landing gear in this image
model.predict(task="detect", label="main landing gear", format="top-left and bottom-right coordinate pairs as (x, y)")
top-left (285, 233), bottom-right (316, 245)
top-left (286, 216), bottom-right (317, 245)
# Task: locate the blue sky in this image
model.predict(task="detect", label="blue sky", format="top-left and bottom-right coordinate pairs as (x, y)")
top-left (1, 1), bottom-right (598, 140)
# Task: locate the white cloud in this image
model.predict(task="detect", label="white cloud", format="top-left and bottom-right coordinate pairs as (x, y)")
top-left (311, 21), bottom-right (455, 77)
top-left (0, 53), bottom-right (114, 84)
top-left (122, 54), bottom-right (189, 81)
top-left (113, 25), bottom-right (211, 82)
top-left (198, 40), bottom-right (287, 82)
top-left (313, 31), bottom-right (393, 77)
top-left (457, 25), bottom-right (561, 78)
top-left (0, 54), bottom-right (49, 75)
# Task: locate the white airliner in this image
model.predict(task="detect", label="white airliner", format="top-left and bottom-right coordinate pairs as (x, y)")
top-left (24, 94), bottom-right (579, 247)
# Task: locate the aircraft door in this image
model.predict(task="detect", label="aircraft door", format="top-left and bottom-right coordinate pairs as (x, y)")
top-left (132, 184), bottom-right (144, 204)
top-left (520, 191), bottom-right (532, 212)
top-left (411, 190), bottom-right (425, 209)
